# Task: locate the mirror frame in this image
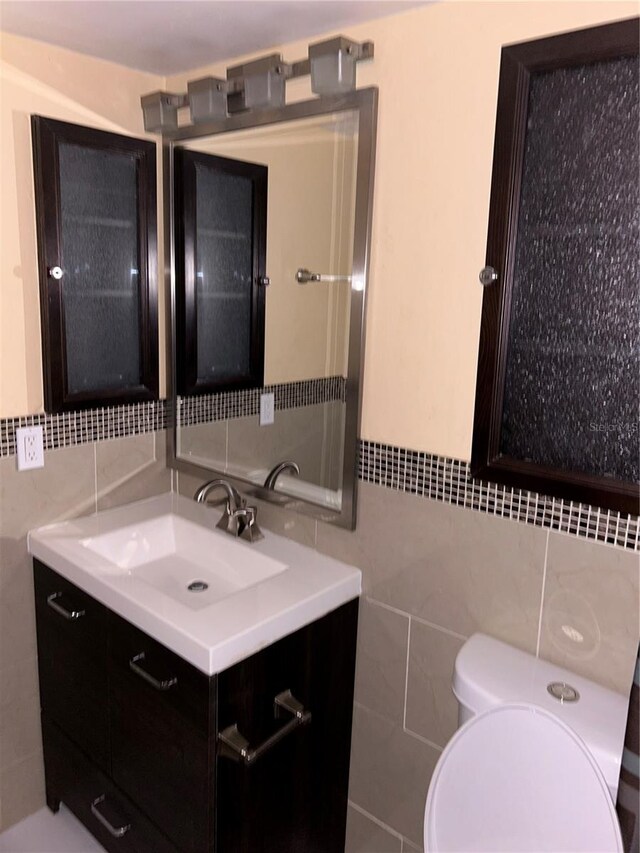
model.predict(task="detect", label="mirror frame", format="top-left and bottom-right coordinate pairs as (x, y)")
top-left (163, 87), bottom-right (378, 529)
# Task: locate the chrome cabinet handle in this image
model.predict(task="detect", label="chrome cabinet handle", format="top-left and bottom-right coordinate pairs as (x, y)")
top-left (129, 652), bottom-right (178, 691)
top-left (48, 266), bottom-right (63, 280)
top-left (218, 689), bottom-right (311, 766)
top-left (47, 592), bottom-right (85, 621)
top-left (90, 795), bottom-right (131, 838)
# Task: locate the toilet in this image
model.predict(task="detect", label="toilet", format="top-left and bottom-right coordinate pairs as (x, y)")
top-left (424, 633), bottom-right (628, 852)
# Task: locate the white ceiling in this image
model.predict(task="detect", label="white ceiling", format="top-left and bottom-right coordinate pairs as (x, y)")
top-left (0, 0), bottom-right (428, 75)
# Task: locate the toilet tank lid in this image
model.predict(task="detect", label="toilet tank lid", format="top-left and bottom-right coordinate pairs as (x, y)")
top-left (452, 633), bottom-right (628, 794)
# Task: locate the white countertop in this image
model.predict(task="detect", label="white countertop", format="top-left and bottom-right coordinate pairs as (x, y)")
top-left (28, 493), bottom-right (361, 675)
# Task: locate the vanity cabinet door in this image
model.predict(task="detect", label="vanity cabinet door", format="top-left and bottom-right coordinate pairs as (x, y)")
top-left (175, 149), bottom-right (267, 395)
top-left (216, 599), bottom-right (358, 853)
top-left (33, 560), bottom-right (109, 770)
top-left (108, 614), bottom-right (214, 853)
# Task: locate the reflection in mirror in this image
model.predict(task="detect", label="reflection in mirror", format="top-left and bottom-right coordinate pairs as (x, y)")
top-left (175, 109), bottom-right (360, 514)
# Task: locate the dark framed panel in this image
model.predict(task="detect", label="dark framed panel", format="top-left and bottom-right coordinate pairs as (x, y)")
top-left (175, 149), bottom-right (267, 396)
top-left (32, 116), bottom-right (158, 413)
top-left (471, 18), bottom-right (639, 515)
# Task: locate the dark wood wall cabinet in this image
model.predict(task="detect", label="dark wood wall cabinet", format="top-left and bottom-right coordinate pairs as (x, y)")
top-left (33, 560), bottom-right (357, 853)
top-left (471, 18), bottom-right (639, 515)
top-left (31, 117), bottom-right (158, 412)
top-left (175, 150), bottom-right (267, 396)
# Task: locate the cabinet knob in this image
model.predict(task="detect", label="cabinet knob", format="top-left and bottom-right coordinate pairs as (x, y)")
top-left (479, 266), bottom-right (498, 287)
top-left (48, 266), bottom-right (64, 280)
top-left (257, 276), bottom-right (270, 287)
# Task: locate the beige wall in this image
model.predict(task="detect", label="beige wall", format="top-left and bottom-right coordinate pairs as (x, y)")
top-left (0, 31), bottom-right (164, 418)
top-left (2, 2), bottom-right (634, 449)
top-left (168, 1), bottom-right (637, 461)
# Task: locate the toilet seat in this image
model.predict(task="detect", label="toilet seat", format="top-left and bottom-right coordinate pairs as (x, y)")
top-left (424, 703), bottom-right (623, 852)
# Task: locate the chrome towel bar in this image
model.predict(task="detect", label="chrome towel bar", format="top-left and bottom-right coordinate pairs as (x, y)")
top-left (218, 689), bottom-right (311, 765)
top-left (296, 267), bottom-right (351, 284)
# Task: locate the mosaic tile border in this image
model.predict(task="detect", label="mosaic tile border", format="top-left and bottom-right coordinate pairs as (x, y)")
top-left (0, 400), bottom-right (167, 459)
top-left (2, 396), bottom-right (636, 551)
top-left (0, 377), bottom-right (346, 458)
top-left (178, 376), bottom-right (346, 428)
top-left (359, 440), bottom-right (640, 551)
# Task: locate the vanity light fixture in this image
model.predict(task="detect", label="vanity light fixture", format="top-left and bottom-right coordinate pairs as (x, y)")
top-left (187, 76), bottom-right (228, 122)
top-left (308, 36), bottom-right (374, 95)
top-left (140, 91), bottom-right (188, 132)
top-left (140, 36), bottom-right (374, 131)
top-left (226, 54), bottom-right (292, 112)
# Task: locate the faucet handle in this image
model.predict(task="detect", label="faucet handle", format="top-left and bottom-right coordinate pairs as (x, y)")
top-left (237, 504), bottom-right (264, 542)
top-left (215, 496), bottom-right (246, 534)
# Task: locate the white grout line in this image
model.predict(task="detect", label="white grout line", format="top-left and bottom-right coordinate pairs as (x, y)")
top-left (347, 801), bottom-right (404, 843)
top-left (368, 598), bottom-right (468, 642)
top-left (93, 443), bottom-right (98, 515)
top-left (402, 723), bottom-right (443, 753)
top-left (403, 617), bottom-right (411, 730)
top-left (536, 529), bottom-right (550, 658)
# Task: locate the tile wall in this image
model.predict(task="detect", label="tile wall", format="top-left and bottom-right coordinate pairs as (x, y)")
top-left (0, 432), bottom-right (170, 830)
top-left (176, 468), bottom-right (640, 852)
top-left (1, 418), bottom-right (638, 848)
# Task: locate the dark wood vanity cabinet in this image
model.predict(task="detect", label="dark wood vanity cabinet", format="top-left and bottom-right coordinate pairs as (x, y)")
top-left (33, 560), bottom-right (358, 853)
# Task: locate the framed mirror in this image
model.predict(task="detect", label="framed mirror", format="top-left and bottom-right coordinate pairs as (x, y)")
top-left (164, 88), bottom-right (378, 528)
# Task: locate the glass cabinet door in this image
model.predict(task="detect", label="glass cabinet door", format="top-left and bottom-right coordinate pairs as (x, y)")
top-left (175, 150), bottom-right (267, 395)
top-left (32, 117), bottom-right (158, 412)
top-left (471, 19), bottom-right (639, 514)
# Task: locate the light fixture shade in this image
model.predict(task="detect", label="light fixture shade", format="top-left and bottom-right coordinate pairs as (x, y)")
top-left (187, 77), bottom-right (228, 122)
top-left (227, 54), bottom-right (290, 112)
top-left (140, 92), bottom-right (184, 133)
top-left (309, 37), bottom-right (358, 95)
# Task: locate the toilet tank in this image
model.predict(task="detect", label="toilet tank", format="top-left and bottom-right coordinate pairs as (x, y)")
top-left (452, 633), bottom-right (628, 801)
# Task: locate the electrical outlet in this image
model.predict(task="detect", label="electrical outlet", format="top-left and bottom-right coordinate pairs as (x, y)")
top-left (16, 426), bottom-right (45, 471)
top-left (259, 393), bottom-right (275, 426)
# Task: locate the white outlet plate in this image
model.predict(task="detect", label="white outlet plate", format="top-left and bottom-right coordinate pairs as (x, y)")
top-left (259, 393), bottom-right (275, 426)
top-left (16, 426), bottom-right (45, 471)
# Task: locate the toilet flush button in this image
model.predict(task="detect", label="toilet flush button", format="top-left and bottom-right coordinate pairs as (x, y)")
top-left (547, 681), bottom-right (580, 703)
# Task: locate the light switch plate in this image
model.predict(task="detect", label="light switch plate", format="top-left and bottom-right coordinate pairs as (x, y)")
top-left (260, 393), bottom-right (275, 426)
top-left (16, 425), bottom-right (45, 470)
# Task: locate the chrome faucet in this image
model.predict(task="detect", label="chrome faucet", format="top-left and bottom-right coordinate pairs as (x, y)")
top-left (194, 479), bottom-right (263, 542)
top-left (263, 461), bottom-right (300, 490)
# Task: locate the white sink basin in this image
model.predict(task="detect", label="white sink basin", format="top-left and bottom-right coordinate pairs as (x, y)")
top-left (28, 493), bottom-right (361, 674)
top-left (80, 515), bottom-right (287, 611)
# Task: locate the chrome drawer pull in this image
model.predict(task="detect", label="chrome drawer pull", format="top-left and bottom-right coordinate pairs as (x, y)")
top-left (47, 592), bottom-right (85, 621)
top-left (218, 689), bottom-right (311, 766)
top-left (129, 652), bottom-right (178, 691)
top-left (90, 795), bottom-right (131, 838)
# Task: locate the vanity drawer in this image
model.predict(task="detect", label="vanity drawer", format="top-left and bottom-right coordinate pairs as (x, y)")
top-left (33, 560), bottom-right (109, 769)
top-left (42, 715), bottom-right (177, 853)
top-left (108, 612), bottom-right (210, 732)
top-left (108, 613), bottom-right (213, 853)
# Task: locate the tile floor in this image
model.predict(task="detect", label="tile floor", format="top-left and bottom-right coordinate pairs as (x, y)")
top-left (0, 806), bottom-right (105, 852)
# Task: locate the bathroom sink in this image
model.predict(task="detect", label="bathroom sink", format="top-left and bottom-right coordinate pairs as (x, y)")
top-left (28, 493), bottom-right (361, 674)
top-left (80, 514), bottom-right (287, 610)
